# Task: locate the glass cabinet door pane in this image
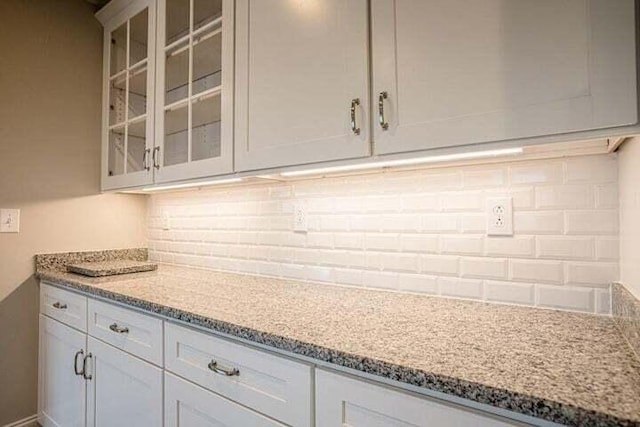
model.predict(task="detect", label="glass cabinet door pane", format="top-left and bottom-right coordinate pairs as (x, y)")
top-left (192, 30), bottom-right (222, 96)
top-left (108, 127), bottom-right (126, 176)
top-left (127, 120), bottom-right (147, 173)
top-left (128, 68), bottom-right (147, 118)
top-left (164, 105), bottom-right (189, 166)
top-left (110, 23), bottom-right (127, 76)
top-left (165, 42), bottom-right (190, 105)
top-left (109, 76), bottom-right (127, 126)
top-left (166, 0), bottom-right (190, 44)
top-left (191, 94), bottom-right (221, 161)
top-left (129, 9), bottom-right (148, 65)
top-left (194, 0), bottom-right (222, 31)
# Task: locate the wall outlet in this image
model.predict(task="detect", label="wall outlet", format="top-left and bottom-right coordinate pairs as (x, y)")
top-left (0, 209), bottom-right (20, 233)
top-left (161, 212), bottom-right (171, 230)
top-left (293, 202), bottom-right (308, 232)
top-left (486, 197), bottom-right (513, 236)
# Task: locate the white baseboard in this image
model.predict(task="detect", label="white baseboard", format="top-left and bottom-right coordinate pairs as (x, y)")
top-left (2, 414), bottom-right (38, 427)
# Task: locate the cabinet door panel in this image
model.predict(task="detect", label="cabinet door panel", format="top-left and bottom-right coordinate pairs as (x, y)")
top-left (316, 369), bottom-right (518, 427)
top-left (165, 372), bottom-right (285, 427)
top-left (86, 337), bottom-right (162, 427)
top-left (235, 0), bottom-right (370, 171)
top-left (371, 0), bottom-right (637, 156)
top-left (38, 315), bottom-right (86, 427)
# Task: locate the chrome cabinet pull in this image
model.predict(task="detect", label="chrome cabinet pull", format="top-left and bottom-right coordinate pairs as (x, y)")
top-left (52, 302), bottom-right (67, 310)
top-left (109, 323), bottom-right (129, 334)
top-left (378, 91), bottom-right (389, 130)
top-left (350, 98), bottom-right (361, 135)
top-left (143, 148), bottom-right (151, 171)
top-left (74, 350), bottom-right (84, 376)
top-left (152, 146), bottom-right (160, 169)
top-left (208, 360), bottom-right (240, 377)
top-left (82, 353), bottom-right (92, 380)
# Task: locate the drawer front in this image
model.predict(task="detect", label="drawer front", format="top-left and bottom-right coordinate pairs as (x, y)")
top-left (165, 372), bottom-right (286, 427)
top-left (88, 299), bottom-right (163, 366)
top-left (40, 282), bottom-right (87, 332)
top-left (165, 322), bottom-right (312, 427)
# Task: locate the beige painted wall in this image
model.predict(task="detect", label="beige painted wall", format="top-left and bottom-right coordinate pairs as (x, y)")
top-left (619, 138), bottom-right (640, 299)
top-left (0, 1), bottom-right (147, 424)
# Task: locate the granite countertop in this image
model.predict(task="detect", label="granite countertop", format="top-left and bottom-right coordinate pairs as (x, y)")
top-left (37, 264), bottom-right (640, 427)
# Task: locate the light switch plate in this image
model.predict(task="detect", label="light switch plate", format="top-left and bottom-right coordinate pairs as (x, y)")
top-left (0, 209), bottom-right (20, 233)
top-left (486, 197), bottom-right (513, 236)
top-left (293, 202), bottom-right (308, 232)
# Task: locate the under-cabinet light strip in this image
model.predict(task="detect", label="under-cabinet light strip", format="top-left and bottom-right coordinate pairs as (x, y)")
top-left (141, 178), bottom-right (242, 192)
top-left (279, 147), bottom-right (524, 177)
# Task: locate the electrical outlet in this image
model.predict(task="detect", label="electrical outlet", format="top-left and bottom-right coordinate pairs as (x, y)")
top-left (161, 212), bottom-right (171, 230)
top-left (0, 209), bottom-right (20, 233)
top-left (293, 203), bottom-right (308, 232)
top-left (486, 197), bottom-right (513, 236)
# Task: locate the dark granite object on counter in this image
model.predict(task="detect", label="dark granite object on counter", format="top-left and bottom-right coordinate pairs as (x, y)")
top-left (613, 283), bottom-right (640, 359)
top-left (37, 265), bottom-right (640, 427)
top-left (35, 248), bottom-right (148, 273)
top-left (67, 260), bottom-right (157, 277)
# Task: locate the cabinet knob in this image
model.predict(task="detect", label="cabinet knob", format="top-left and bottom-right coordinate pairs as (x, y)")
top-left (52, 302), bottom-right (67, 310)
top-left (208, 360), bottom-right (240, 377)
top-left (109, 323), bottom-right (130, 334)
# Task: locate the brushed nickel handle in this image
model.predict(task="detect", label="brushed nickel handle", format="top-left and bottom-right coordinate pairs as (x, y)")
top-left (350, 98), bottom-right (361, 135)
top-left (208, 360), bottom-right (239, 377)
top-left (152, 146), bottom-right (160, 169)
top-left (143, 148), bottom-right (151, 171)
top-left (82, 353), bottom-right (92, 380)
top-left (52, 302), bottom-right (67, 310)
top-left (74, 350), bottom-right (84, 376)
top-left (109, 323), bottom-right (129, 334)
top-left (378, 91), bottom-right (389, 130)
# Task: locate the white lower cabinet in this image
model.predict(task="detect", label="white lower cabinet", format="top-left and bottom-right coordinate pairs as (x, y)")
top-left (85, 336), bottom-right (163, 427)
top-left (316, 369), bottom-right (518, 427)
top-left (165, 372), bottom-right (285, 427)
top-left (38, 315), bottom-right (87, 427)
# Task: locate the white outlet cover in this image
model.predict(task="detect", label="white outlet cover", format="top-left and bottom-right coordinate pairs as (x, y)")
top-left (0, 209), bottom-right (20, 233)
top-left (486, 197), bottom-right (513, 236)
top-left (293, 202), bottom-right (308, 232)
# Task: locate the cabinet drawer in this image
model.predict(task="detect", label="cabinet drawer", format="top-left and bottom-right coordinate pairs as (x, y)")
top-left (165, 322), bottom-right (312, 427)
top-left (316, 369), bottom-right (519, 427)
top-left (40, 283), bottom-right (87, 332)
top-left (165, 372), bottom-right (285, 427)
top-left (88, 299), bottom-right (163, 366)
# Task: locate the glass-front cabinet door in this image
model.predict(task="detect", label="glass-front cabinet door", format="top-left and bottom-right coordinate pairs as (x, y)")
top-left (155, 0), bottom-right (234, 183)
top-left (101, 0), bottom-right (156, 190)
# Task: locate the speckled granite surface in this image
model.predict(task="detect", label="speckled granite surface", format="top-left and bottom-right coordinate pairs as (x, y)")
top-left (67, 260), bottom-right (157, 277)
top-left (37, 265), bottom-right (640, 427)
top-left (613, 283), bottom-right (640, 360)
top-left (35, 248), bottom-right (147, 273)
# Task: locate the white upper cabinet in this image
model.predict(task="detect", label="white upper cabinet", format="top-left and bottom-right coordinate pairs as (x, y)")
top-left (234, 0), bottom-right (371, 172)
top-left (101, 0), bottom-right (156, 190)
top-left (371, 0), bottom-right (638, 156)
top-left (154, 0), bottom-right (234, 183)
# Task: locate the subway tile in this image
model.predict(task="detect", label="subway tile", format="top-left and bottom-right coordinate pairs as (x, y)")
top-left (401, 193), bottom-right (441, 212)
top-left (306, 232), bottom-right (334, 248)
top-left (397, 273), bottom-right (439, 294)
top-left (510, 260), bottom-right (564, 284)
top-left (595, 238), bottom-right (619, 261)
top-left (485, 281), bottom-right (535, 305)
top-left (438, 277), bottom-right (483, 300)
top-left (565, 262), bottom-right (618, 286)
top-left (334, 233), bottom-right (364, 250)
top-left (440, 236), bottom-right (484, 255)
top-left (595, 288), bottom-right (611, 315)
top-left (535, 185), bottom-right (594, 210)
top-left (441, 191), bottom-right (483, 212)
top-left (595, 184), bottom-right (619, 209)
top-left (536, 237), bottom-right (595, 260)
top-left (565, 211), bottom-right (618, 235)
top-left (565, 156), bottom-right (617, 184)
top-left (362, 270), bottom-right (398, 290)
top-left (399, 234), bottom-right (439, 253)
top-left (335, 268), bottom-right (363, 286)
top-left (380, 253), bottom-right (420, 272)
top-left (536, 285), bottom-right (595, 313)
top-left (485, 237), bottom-right (535, 258)
top-left (422, 214), bottom-right (458, 233)
top-left (460, 257), bottom-right (508, 280)
top-left (462, 167), bottom-right (506, 188)
top-left (514, 212), bottom-right (563, 234)
top-left (509, 161), bottom-right (563, 185)
top-left (420, 255), bottom-right (459, 276)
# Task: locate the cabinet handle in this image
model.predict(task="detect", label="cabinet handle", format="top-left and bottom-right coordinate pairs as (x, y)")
top-left (350, 98), bottom-right (361, 135)
top-left (378, 91), bottom-right (389, 130)
top-left (143, 148), bottom-right (151, 171)
top-left (52, 302), bottom-right (67, 310)
top-left (152, 146), bottom-right (160, 170)
top-left (109, 323), bottom-right (129, 334)
top-left (82, 353), bottom-right (92, 380)
top-left (74, 349), bottom-right (84, 376)
top-left (208, 360), bottom-right (240, 377)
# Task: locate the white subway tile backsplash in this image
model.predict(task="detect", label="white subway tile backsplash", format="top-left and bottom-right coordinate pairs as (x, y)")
top-left (148, 155), bottom-right (619, 314)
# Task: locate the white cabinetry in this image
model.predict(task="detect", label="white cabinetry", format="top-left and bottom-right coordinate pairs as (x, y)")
top-left (234, 0), bottom-right (371, 172)
top-left (371, 0), bottom-right (637, 156)
top-left (86, 337), bottom-right (163, 427)
top-left (38, 315), bottom-right (87, 427)
top-left (316, 369), bottom-right (517, 427)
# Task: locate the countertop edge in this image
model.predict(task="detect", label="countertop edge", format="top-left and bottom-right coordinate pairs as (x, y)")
top-left (37, 271), bottom-right (639, 427)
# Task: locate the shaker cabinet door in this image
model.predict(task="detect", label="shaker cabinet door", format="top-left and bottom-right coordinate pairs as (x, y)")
top-left (371, 0), bottom-right (637, 156)
top-left (38, 315), bottom-right (87, 427)
top-left (234, 0), bottom-right (371, 172)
